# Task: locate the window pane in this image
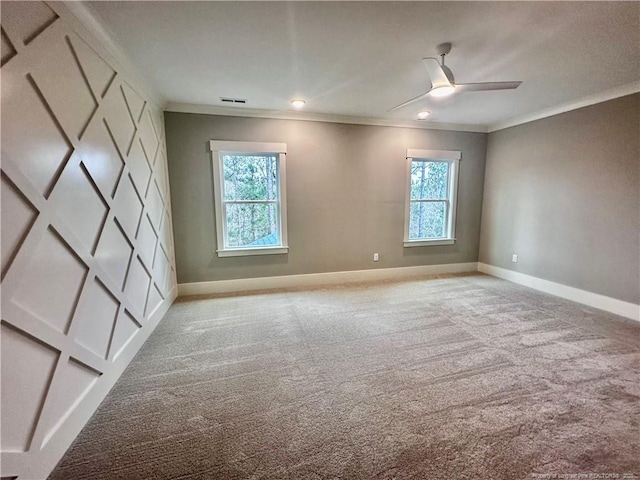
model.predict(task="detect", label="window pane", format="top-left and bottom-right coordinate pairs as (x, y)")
top-left (225, 203), bottom-right (279, 247)
top-left (410, 161), bottom-right (448, 200)
top-left (222, 154), bottom-right (278, 201)
top-left (409, 201), bottom-right (447, 239)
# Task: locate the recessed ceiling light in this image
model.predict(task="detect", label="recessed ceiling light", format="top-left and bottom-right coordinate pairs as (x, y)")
top-left (291, 99), bottom-right (306, 109)
top-left (417, 111), bottom-right (430, 120)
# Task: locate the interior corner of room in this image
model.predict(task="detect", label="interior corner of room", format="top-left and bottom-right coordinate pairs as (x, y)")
top-left (1, 1), bottom-right (638, 479)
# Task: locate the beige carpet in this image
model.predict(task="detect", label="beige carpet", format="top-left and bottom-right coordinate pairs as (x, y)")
top-left (49, 273), bottom-right (640, 479)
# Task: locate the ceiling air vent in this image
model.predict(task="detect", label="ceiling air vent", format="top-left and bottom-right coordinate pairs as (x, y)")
top-left (220, 97), bottom-right (247, 104)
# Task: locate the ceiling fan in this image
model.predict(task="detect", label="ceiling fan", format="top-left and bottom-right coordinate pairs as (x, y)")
top-left (389, 42), bottom-right (522, 111)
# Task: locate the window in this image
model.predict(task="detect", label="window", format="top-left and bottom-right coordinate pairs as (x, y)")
top-left (404, 149), bottom-right (460, 247)
top-left (210, 141), bottom-right (288, 257)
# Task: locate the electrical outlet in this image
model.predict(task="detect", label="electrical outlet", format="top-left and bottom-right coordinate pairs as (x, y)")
top-left (512, 254), bottom-right (518, 263)
top-left (373, 253), bottom-right (379, 262)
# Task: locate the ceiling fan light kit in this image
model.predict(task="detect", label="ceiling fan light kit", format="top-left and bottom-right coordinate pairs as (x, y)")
top-left (389, 42), bottom-right (523, 112)
top-left (429, 85), bottom-right (456, 97)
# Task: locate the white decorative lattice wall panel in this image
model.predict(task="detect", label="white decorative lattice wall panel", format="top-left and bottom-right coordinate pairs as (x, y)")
top-left (0, 324), bottom-right (59, 452)
top-left (102, 85), bottom-right (136, 156)
top-left (1, 27), bottom-right (17, 66)
top-left (93, 219), bottom-right (133, 289)
top-left (147, 284), bottom-right (164, 316)
top-left (137, 215), bottom-right (158, 270)
top-left (124, 258), bottom-right (151, 317)
top-left (147, 180), bottom-right (164, 229)
top-left (36, 359), bottom-right (100, 449)
top-left (139, 111), bottom-right (159, 163)
top-left (153, 244), bottom-right (170, 290)
top-left (2, 73), bottom-right (73, 197)
top-left (0, 1), bottom-right (57, 45)
top-left (127, 139), bottom-right (152, 195)
top-left (163, 261), bottom-right (174, 295)
top-left (30, 34), bottom-right (97, 140)
top-left (161, 209), bottom-right (176, 265)
top-left (48, 160), bottom-right (108, 253)
top-left (109, 311), bottom-right (141, 361)
top-left (11, 228), bottom-right (88, 334)
top-left (68, 34), bottom-right (115, 100)
top-left (122, 82), bottom-right (145, 125)
top-left (79, 120), bottom-right (124, 198)
top-left (155, 151), bottom-right (170, 199)
top-left (0, 175), bottom-right (38, 277)
top-left (72, 279), bottom-right (120, 359)
top-left (112, 174), bottom-right (143, 241)
top-left (0, 2), bottom-right (177, 478)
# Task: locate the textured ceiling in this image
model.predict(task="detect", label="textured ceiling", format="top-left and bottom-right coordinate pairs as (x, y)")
top-left (87, 1), bottom-right (640, 129)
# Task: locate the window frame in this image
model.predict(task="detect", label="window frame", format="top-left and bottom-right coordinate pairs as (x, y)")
top-left (403, 148), bottom-right (461, 247)
top-left (210, 140), bottom-right (288, 257)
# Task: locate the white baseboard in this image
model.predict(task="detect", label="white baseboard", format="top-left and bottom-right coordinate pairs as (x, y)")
top-left (5, 286), bottom-right (179, 480)
top-left (180, 263), bottom-right (639, 322)
top-left (178, 262), bottom-right (479, 297)
top-left (478, 263), bottom-right (639, 322)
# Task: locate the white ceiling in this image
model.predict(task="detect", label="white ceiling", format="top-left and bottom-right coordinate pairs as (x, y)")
top-left (86, 1), bottom-right (639, 130)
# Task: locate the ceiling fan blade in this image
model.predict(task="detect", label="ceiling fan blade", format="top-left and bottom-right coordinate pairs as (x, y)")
top-left (455, 81), bottom-right (522, 92)
top-left (422, 57), bottom-right (452, 90)
top-left (387, 90), bottom-right (431, 112)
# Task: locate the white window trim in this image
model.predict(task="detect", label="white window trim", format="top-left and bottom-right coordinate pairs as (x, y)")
top-left (404, 148), bottom-right (461, 247)
top-left (210, 140), bottom-right (288, 257)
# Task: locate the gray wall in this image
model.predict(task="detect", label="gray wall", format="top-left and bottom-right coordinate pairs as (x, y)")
top-left (480, 94), bottom-right (640, 304)
top-left (165, 113), bottom-right (487, 283)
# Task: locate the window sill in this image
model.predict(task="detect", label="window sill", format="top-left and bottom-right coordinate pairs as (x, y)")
top-left (404, 239), bottom-right (456, 247)
top-left (216, 246), bottom-right (289, 257)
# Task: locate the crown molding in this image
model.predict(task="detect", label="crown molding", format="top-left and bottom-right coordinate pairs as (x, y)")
top-left (58, 1), bottom-right (165, 107)
top-left (488, 80), bottom-right (640, 133)
top-left (164, 102), bottom-right (489, 133)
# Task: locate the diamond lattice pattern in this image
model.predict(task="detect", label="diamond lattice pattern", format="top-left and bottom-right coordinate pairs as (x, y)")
top-left (0, 3), bottom-right (177, 478)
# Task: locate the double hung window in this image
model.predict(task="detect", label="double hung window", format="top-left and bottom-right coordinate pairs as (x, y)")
top-left (210, 141), bottom-right (288, 257)
top-left (404, 149), bottom-right (460, 247)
